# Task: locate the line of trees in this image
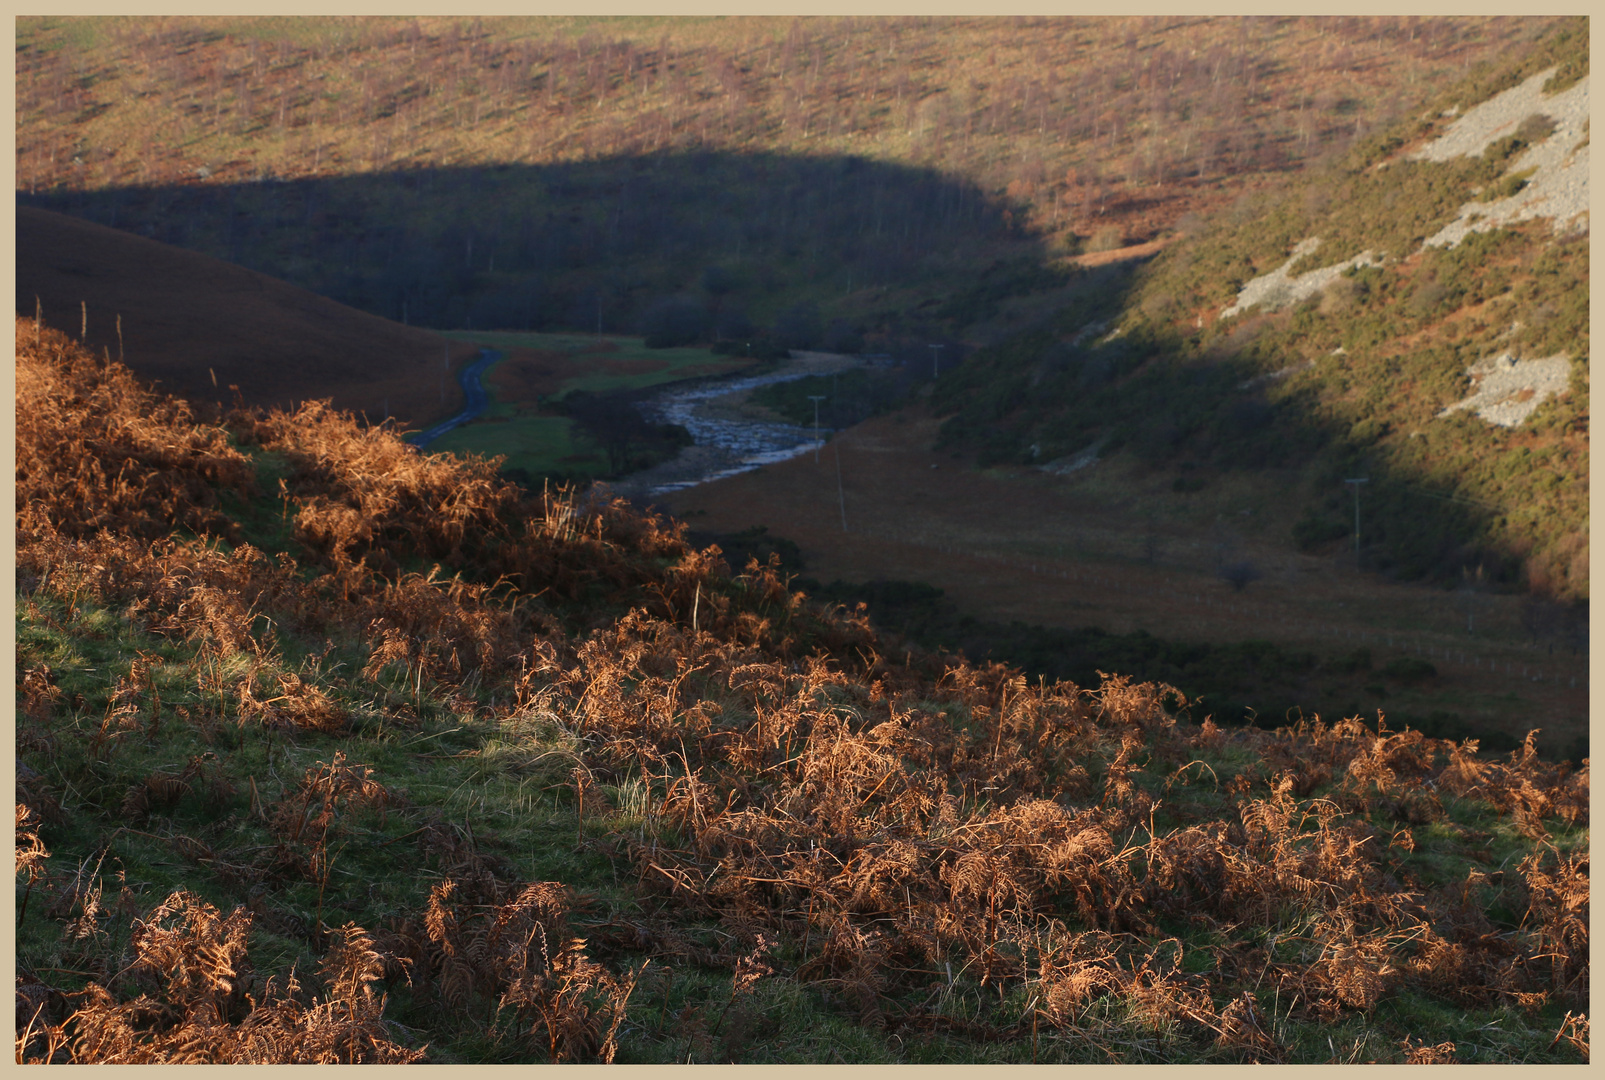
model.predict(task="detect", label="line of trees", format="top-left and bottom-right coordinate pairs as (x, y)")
top-left (26, 151), bottom-right (1018, 344)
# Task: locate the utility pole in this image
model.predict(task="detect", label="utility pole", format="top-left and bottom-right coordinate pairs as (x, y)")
top-left (1344, 477), bottom-right (1369, 567)
top-left (808, 395), bottom-right (826, 462)
top-left (835, 436), bottom-right (848, 532)
top-left (928, 343), bottom-right (944, 379)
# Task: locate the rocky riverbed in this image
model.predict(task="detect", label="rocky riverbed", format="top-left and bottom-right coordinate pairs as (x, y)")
top-left (611, 350), bottom-right (863, 499)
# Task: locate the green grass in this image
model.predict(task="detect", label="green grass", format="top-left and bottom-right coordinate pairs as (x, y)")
top-left (17, 583), bottom-right (923, 1063)
top-left (423, 332), bottom-right (752, 481)
top-left (427, 411), bottom-right (606, 482)
top-left (441, 331), bottom-right (754, 399)
top-left (17, 571), bottom-right (1587, 1063)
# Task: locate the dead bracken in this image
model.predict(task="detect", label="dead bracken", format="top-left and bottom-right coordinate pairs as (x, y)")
top-left (14, 320), bottom-right (1589, 1064)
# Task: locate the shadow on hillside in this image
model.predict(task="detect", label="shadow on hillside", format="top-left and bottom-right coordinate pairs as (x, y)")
top-left (923, 249), bottom-right (1552, 597)
top-left (20, 150), bottom-right (1048, 347)
top-left (17, 153), bottom-right (1552, 601)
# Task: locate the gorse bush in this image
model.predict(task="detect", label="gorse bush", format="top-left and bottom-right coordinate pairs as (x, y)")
top-left (15, 322), bottom-right (1588, 1063)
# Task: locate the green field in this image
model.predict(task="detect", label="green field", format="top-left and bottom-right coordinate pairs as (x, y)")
top-left (441, 331), bottom-right (756, 400)
top-left (426, 412), bottom-right (606, 484)
top-left (428, 333), bottom-right (755, 482)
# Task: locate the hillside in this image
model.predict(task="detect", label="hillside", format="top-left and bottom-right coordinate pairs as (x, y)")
top-left (658, 409), bottom-right (1587, 760)
top-left (17, 16), bottom-right (1554, 348)
top-left (16, 206), bottom-right (478, 426)
top-left (14, 321), bottom-right (1590, 1063)
top-left (12, 20), bottom-right (1592, 1061)
top-left (931, 22), bottom-right (1588, 600)
top-left (15, 16), bottom-right (1583, 610)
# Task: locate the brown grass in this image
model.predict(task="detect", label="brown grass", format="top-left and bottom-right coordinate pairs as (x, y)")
top-left (486, 348), bottom-right (610, 401)
top-left (18, 17), bottom-right (1551, 254)
top-left (658, 408), bottom-right (1587, 747)
top-left (51, 892), bottom-right (425, 1063)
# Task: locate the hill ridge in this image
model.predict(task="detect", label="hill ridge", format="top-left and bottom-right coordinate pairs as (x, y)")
top-left (16, 205), bottom-right (477, 425)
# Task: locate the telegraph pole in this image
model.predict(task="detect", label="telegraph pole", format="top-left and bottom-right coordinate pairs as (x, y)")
top-left (1344, 477), bottom-right (1369, 567)
top-left (808, 395), bottom-right (826, 462)
top-left (928, 343), bottom-right (944, 379)
top-left (835, 436), bottom-right (848, 532)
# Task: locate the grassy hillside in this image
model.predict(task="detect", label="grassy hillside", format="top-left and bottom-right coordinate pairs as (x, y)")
top-left (16, 205), bottom-right (480, 427)
top-left (13, 21), bottom-right (1591, 1060)
top-left (932, 21), bottom-right (1588, 600)
top-left (14, 320), bottom-right (1589, 1064)
top-left (17, 16), bottom-right (1552, 347)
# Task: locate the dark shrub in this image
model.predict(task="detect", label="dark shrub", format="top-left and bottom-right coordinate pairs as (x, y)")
top-left (1382, 656), bottom-right (1437, 685)
top-left (701, 265), bottom-right (738, 296)
top-left (772, 302), bottom-right (823, 351)
top-left (1323, 648), bottom-right (1372, 675)
top-left (1293, 512), bottom-right (1351, 552)
top-left (640, 296), bottom-right (711, 348)
top-left (1219, 560), bottom-right (1263, 591)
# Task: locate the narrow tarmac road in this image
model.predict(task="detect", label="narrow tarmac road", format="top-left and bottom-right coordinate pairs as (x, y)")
top-left (408, 348), bottom-right (500, 448)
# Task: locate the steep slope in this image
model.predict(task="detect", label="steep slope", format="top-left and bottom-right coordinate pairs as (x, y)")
top-left (15, 319), bottom-right (1589, 1064)
top-left (16, 206), bottom-right (477, 425)
top-left (933, 22), bottom-right (1588, 599)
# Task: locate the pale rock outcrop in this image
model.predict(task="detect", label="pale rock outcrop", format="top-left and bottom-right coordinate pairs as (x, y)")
top-left (1436, 352), bottom-right (1573, 428)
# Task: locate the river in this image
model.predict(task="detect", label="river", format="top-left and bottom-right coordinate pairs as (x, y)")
top-left (407, 346), bottom-right (861, 494)
top-left (625, 351), bottom-right (864, 497)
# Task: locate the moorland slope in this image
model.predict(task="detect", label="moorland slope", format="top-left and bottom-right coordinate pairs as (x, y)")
top-left (18, 16), bottom-right (1554, 347)
top-left (931, 22), bottom-right (1588, 599)
top-left (14, 319), bottom-right (1589, 1064)
top-left (17, 205), bottom-right (478, 426)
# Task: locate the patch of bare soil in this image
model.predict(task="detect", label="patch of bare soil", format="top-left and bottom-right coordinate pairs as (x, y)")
top-left (597, 357), bottom-right (671, 375)
top-left (674, 361), bottom-right (751, 379)
top-left (16, 207), bottom-right (478, 427)
top-left (1071, 236), bottom-right (1173, 268)
top-left (658, 406), bottom-right (1585, 746)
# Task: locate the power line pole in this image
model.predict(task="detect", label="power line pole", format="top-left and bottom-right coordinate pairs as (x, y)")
top-left (1344, 477), bottom-right (1369, 567)
top-left (928, 343), bottom-right (944, 379)
top-left (834, 436), bottom-right (848, 532)
top-left (808, 395), bottom-right (826, 462)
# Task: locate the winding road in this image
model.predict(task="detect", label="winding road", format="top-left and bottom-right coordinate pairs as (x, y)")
top-left (408, 347), bottom-right (500, 449)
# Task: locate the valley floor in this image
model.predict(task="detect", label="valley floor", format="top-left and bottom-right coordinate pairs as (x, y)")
top-left (657, 407), bottom-right (1586, 751)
